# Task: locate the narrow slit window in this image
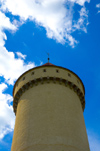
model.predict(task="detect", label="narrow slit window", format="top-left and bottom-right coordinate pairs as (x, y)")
top-left (31, 72), bottom-right (34, 75)
top-left (23, 77), bottom-right (25, 80)
top-left (68, 73), bottom-right (71, 77)
top-left (56, 69), bottom-right (59, 73)
top-left (43, 69), bottom-right (46, 72)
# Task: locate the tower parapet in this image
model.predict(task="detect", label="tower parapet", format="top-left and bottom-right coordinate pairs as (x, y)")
top-left (13, 63), bottom-right (85, 114)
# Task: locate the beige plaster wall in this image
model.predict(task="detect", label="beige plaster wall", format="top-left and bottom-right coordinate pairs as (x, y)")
top-left (11, 81), bottom-right (90, 151)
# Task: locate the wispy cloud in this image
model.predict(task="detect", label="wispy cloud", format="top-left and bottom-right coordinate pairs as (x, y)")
top-left (96, 3), bottom-right (100, 13)
top-left (0, 11), bottom-right (17, 46)
top-left (74, 7), bottom-right (89, 33)
top-left (96, 3), bottom-right (100, 8)
top-left (0, 45), bottom-right (35, 139)
top-left (0, 0), bottom-right (90, 47)
top-left (0, 2), bottom-right (36, 140)
top-left (0, 46), bottom-right (35, 85)
top-left (0, 12), bottom-right (35, 85)
top-left (87, 130), bottom-right (100, 151)
top-left (16, 52), bottom-right (26, 59)
top-left (0, 47), bottom-right (35, 139)
top-left (0, 83), bottom-right (15, 139)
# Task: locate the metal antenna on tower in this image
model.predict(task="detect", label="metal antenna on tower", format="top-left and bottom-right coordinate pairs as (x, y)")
top-left (47, 53), bottom-right (50, 63)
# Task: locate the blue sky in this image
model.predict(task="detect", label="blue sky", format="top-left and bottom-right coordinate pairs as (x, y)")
top-left (0, 0), bottom-right (100, 151)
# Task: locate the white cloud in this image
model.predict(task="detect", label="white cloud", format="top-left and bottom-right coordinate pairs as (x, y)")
top-left (96, 3), bottom-right (100, 8)
top-left (0, 0), bottom-right (90, 47)
top-left (0, 46), bottom-right (35, 139)
top-left (87, 130), bottom-right (100, 151)
top-left (0, 83), bottom-right (15, 139)
top-left (96, 3), bottom-right (100, 13)
top-left (74, 7), bottom-right (89, 33)
top-left (0, 11), bottom-right (35, 85)
top-left (16, 52), bottom-right (26, 59)
top-left (0, 44), bottom-right (34, 140)
top-left (0, 11), bottom-right (17, 46)
top-left (0, 11), bottom-right (16, 30)
top-left (69, 0), bottom-right (90, 6)
top-left (0, 46), bottom-right (35, 85)
top-left (0, 4), bottom-right (36, 140)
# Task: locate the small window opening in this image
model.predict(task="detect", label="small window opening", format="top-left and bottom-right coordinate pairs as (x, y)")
top-left (43, 69), bottom-right (46, 72)
top-left (31, 72), bottom-right (34, 75)
top-left (68, 73), bottom-right (71, 77)
top-left (56, 69), bottom-right (59, 73)
top-left (23, 77), bottom-right (25, 80)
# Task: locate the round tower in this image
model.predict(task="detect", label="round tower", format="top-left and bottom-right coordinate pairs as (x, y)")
top-left (11, 63), bottom-right (90, 151)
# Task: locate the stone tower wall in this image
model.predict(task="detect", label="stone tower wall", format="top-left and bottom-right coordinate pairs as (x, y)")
top-left (12, 66), bottom-right (90, 151)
